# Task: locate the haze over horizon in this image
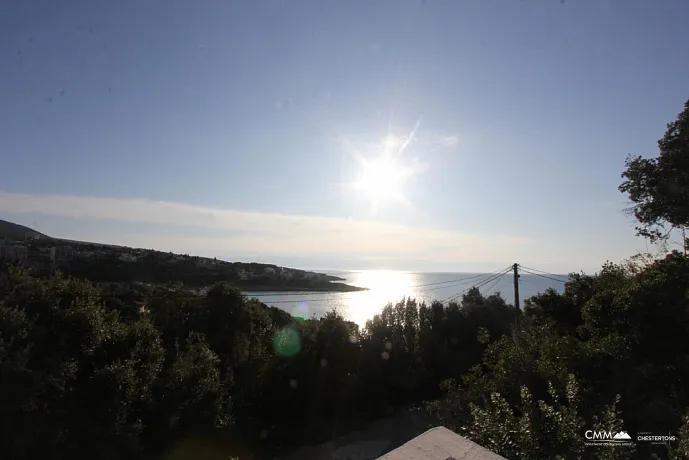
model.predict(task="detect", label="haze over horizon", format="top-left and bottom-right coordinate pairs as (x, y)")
top-left (2, 0), bottom-right (688, 274)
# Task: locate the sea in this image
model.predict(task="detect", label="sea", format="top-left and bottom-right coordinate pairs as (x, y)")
top-left (244, 270), bottom-right (566, 327)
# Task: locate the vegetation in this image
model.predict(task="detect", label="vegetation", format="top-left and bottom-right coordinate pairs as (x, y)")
top-left (2, 98), bottom-right (689, 459)
top-left (0, 265), bottom-right (518, 459)
top-left (58, 252), bottom-right (365, 291)
top-left (620, 98), bottom-right (689, 247)
top-left (429, 251), bottom-right (689, 459)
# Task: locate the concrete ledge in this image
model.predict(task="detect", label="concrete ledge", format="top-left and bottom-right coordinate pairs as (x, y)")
top-left (377, 426), bottom-right (506, 460)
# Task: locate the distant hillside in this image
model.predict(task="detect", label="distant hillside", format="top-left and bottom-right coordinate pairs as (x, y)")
top-left (54, 237), bottom-right (125, 249)
top-left (0, 219), bottom-right (51, 241)
top-left (0, 218), bottom-right (363, 291)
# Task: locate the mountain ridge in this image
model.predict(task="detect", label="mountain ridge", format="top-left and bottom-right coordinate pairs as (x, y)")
top-left (0, 219), bottom-right (51, 240)
top-left (0, 218), bottom-right (366, 291)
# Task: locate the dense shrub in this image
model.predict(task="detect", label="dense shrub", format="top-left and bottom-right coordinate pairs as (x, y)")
top-left (4, 250), bottom-right (689, 459)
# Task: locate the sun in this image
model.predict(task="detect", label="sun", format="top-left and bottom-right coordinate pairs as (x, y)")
top-left (355, 155), bottom-right (408, 202)
top-left (338, 124), bottom-right (426, 214)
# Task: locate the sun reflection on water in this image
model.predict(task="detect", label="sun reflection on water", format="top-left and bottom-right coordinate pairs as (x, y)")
top-left (341, 270), bottom-right (417, 326)
top-left (248, 270), bottom-right (479, 327)
top-left (249, 269), bottom-right (547, 328)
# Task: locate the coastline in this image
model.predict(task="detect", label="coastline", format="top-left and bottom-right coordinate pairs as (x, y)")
top-left (238, 282), bottom-right (368, 293)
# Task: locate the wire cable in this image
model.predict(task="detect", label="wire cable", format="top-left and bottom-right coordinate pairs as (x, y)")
top-left (250, 269), bottom-right (512, 298)
top-left (482, 272), bottom-right (509, 295)
top-left (257, 268), bottom-right (514, 305)
top-left (476, 269), bottom-right (511, 292)
top-left (256, 273), bottom-right (508, 304)
top-left (519, 268), bottom-right (567, 283)
top-left (257, 265), bottom-right (565, 307)
top-left (416, 270), bottom-right (511, 293)
top-left (444, 273), bottom-right (505, 304)
top-left (409, 271), bottom-right (506, 289)
top-left (443, 267), bottom-right (512, 303)
top-left (518, 265), bottom-right (568, 280)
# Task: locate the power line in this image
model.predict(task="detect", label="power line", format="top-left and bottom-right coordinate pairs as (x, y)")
top-left (477, 268), bottom-right (511, 292)
top-left (253, 264), bottom-right (564, 307)
top-left (256, 268), bottom-right (514, 306)
top-left (519, 267), bottom-right (567, 283)
top-left (410, 271), bottom-right (506, 289)
top-left (446, 269), bottom-right (510, 302)
top-left (518, 265), bottom-right (568, 280)
top-left (442, 268), bottom-right (509, 303)
top-left (483, 272), bottom-right (509, 295)
top-left (254, 263), bottom-right (572, 333)
top-left (444, 267), bottom-right (512, 303)
top-left (250, 270), bottom-right (511, 298)
top-left (416, 271), bottom-right (510, 293)
top-left (254, 273), bottom-right (507, 305)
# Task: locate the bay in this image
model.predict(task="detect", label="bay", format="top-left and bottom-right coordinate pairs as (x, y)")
top-left (244, 270), bottom-right (567, 326)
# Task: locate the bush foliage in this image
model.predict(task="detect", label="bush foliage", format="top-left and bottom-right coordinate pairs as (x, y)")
top-left (3, 97), bottom-right (689, 460)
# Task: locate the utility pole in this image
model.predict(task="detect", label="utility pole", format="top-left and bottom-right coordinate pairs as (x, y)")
top-left (513, 263), bottom-right (520, 331)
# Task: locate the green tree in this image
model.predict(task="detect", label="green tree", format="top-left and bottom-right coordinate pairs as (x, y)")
top-left (155, 332), bottom-right (230, 437)
top-left (0, 267), bottom-right (165, 460)
top-left (620, 98), bottom-right (689, 247)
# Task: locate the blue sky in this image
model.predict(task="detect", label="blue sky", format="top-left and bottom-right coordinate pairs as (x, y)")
top-left (1, 0), bottom-right (688, 274)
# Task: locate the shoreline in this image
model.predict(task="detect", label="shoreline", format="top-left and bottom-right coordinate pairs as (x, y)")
top-left (239, 283), bottom-right (368, 293)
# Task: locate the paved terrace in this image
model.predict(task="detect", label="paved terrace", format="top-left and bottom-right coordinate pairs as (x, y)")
top-left (378, 426), bottom-right (506, 460)
top-left (276, 418), bottom-right (506, 460)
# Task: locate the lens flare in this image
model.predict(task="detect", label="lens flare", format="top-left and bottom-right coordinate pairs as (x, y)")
top-left (272, 327), bottom-right (302, 358)
top-left (291, 302), bottom-right (310, 321)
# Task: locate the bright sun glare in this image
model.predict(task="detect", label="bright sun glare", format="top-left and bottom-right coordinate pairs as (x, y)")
top-left (347, 131), bottom-right (420, 213)
top-left (355, 155), bottom-right (407, 201)
top-left (338, 120), bottom-right (424, 214)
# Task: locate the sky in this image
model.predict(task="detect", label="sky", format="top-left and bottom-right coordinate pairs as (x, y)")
top-left (1, 0), bottom-right (688, 274)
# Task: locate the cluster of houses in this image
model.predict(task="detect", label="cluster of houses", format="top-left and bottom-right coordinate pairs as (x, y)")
top-left (50, 246), bottom-right (74, 261)
top-left (0, 241), bottom-right (28, 261)
top-left (262, 265), bottom-right (320, 280)
top-left (0, 238), bottom-right (330, 288)
top-left (0, 239), bottom-right (150, 264)
top-left (0, 239), bottom-right (75, 263)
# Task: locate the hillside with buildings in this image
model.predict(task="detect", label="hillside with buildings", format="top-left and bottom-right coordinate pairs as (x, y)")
top-left (0, 219), bottom-right (49, 240)
top-left (0, 219), bottom-right (366, 292)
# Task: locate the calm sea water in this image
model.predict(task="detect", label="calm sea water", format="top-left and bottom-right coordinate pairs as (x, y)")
top-left (244, 270), bottom-right (566, 326)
